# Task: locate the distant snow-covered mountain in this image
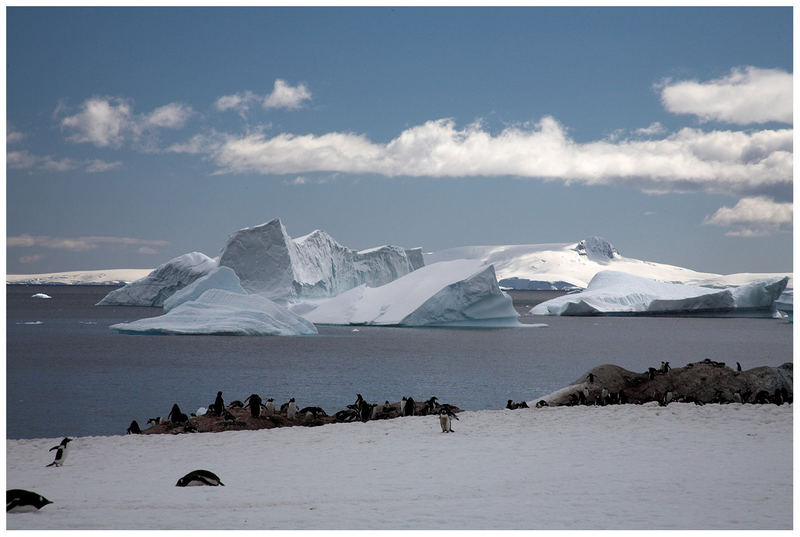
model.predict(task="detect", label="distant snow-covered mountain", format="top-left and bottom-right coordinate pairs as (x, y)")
top-left (425, 236), bottom-right (792, 290)
top-left (6, 268), bottom-right (152, 286)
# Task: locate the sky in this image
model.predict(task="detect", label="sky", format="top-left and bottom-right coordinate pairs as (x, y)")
top-left (5, 6), bottom-right (794, 275)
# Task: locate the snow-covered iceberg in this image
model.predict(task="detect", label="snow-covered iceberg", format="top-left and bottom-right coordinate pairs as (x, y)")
top-left (163, 266), bottom-right (246, 312)
top-left (97, 252), bottom-right (217, 307)
top-left (302, 259), bottom-right (522, 327)
top-left (427, 236), bottom-right (792, 290)
top-left (530, 271), bottom-right (789, 316)
top-left (218, 218), bottom-right (422, 300)
top-left (110, 289), bottom-right (318, 336)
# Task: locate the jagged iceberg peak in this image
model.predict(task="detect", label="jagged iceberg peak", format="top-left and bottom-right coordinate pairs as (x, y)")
top-left (218, 217), bottom-right (423, 300)
top-left (96, 252), bottom-right (217, 307)
top-left (572, 236), bottom-right (619, 261)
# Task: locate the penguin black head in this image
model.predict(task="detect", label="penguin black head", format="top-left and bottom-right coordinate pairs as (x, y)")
top-left (61, 438), bottom-right (72, 446)
top-left (289, 397), bottom-right (295, 402)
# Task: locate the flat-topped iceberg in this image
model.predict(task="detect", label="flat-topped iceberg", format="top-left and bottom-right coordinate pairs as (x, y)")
top-left (302, 259), bottom-right (522, 327)
top-left (110, 289), bottom-right (318, 336)
top-left (530, 271), bottom-right (789, 316)
top-left (427, 236), bottom-right (792, 290)
top-left (219, 218), bottom-right (422, 300)
top-left (97, 252), bottom-right (217, 307)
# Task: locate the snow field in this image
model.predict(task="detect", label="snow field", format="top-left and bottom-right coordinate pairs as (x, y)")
top-left (6, 403), bottom-right (791, 530)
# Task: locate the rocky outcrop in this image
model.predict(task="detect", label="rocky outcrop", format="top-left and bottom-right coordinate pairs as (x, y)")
top-left (536, 360), bottom-right (792, 407)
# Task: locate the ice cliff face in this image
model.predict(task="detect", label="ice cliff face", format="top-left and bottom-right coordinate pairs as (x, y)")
top-left (163, 266), bottom-right (246, 312)
top-left (302, 259), bottom-right (522, 327)
top-left (96, 252), bottom-right (217, 307)
top-left (530, 271), bottom-right (789, 316)
top-left (218, 218), bottom-right (422, 300)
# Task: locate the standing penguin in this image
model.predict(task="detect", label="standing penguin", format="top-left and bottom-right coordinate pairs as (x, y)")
top-left (286, 397), bottom-right (298, 420)
top-left (403, 396), bottom-right (416, 416)
top-left (126, 420), bottom-right (141, 434)
top-left (263, 398), bottom-right (275, 416)
top-left (439, 408), bottom-right (453, 433)
top-left (168, 404), bottom-right (188, 424)
top-left (46, 437), bottom-right (72, 467)
top-left (213, 391), bottom-right (224, 416)
top-left (245, 394), bottom-right (262, 418)
top-left (736, 362), bottom-right (742, 372)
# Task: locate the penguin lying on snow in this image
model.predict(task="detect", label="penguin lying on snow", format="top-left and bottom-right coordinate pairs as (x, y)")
top-left (7, 489), bottom-right (52, 512)
top-left (46, 437), bottom-right (71, 467)
top-left (176, 469), bottom-right (225, 487)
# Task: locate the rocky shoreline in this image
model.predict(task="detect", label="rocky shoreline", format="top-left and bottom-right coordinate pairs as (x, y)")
top-left (536, 360), bottom-right (793, 407)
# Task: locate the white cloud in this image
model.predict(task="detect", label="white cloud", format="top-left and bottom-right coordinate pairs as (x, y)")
top-left (7, 234), bottom-right (169, 252)
top-left (7, 123), bottom-right (26, 144)
top-left (60, 97), bottom-right (193, 148)
top-left (207, 116), bottom-right (792, 197)
top-left (142, 103), bottom-right (193, 129)
top-left (636, 122), bottom-right (665, 136)
top-left (263, 79), bottom-right (312, 110)
top-left (40, 156), bottom-right (77, 172)
top-left (215, 80), bottom-right (312, 117)
top-left (7, 150), bottom-right (37, 169)
top-left (61, 97), bottom-right (132, 147)
top-left (85, 160), bottom-right (122, 173)
top-left (660, 66), bottom-right (792, 125)
top-left (703, 196), bottom-right (792, 237)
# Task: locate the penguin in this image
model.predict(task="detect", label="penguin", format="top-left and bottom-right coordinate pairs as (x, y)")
top-left (424, 396), bottom-right (439, 415)
top-left (370, 404), bottom-right (379, 420)
top-left (126, 420), bottom-right (141, 434)
top-left (587, 373), bottom-right (595, 383)
top-left (175, 469), bottom-right (225, 487)
top-left (7, 489), bottom-right (52, 513)
top-left (506, 399), bottom-right (517, 410)
top-left (582, 386), bottom-right (590, 405)
top-left (245, 394), bottom-right (262, 418)
top-left (263, 398), bottom-right (275, 416)
top-left (147, 417), bottom-right (162, 426)
top-left (736, 362), bottom-right (742, 372)
top-left (213, 392), bottom-right (224, 416)
top-left (439, 408), bottom-right (453, 433)
top-left (286, 397), bottom-right (298, 420)
top-left (46, 437), bottom-right (72, 467)
top-left (168, 404), bottom-right (188, 424)
top-left (601, 387), bottom-right (609, 405)
top-left (228, 400), bottom-right (244, 409)
top-left (403, 396), bottom-right (415, 416)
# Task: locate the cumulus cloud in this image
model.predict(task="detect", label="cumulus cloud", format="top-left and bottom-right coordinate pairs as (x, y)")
top-left (60, 97), bottom-right (193, 148)
top-left (263, 79), bottom-right (312, 109)
top-left (204, 116), bottom-right (792, 198)
top-left (660, 67), bottom-right (792, 125)
top-left (636, 122), bottom-right (665, 136)
top-left (7, 124), bottom-right (26, 144)
top-left (7, 150), bottom-right (38, 169)
top-left (7, 234), bottom-right (169, 252)
top-left (703, 196), bottom-right (793, 237)
top-left (215, 80), bottom-right (311, 117)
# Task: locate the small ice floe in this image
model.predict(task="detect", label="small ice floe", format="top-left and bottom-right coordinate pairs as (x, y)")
top-left (16, 321), bottom-right (43, 325)
top-left (351, 328), bottom-right (360, 332)
top-left (79, 321), bottom-right (97, 325)
top-left (31, 293), bottom-right (52, 299)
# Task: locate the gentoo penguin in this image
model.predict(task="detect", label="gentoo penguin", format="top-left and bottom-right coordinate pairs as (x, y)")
top-left (587, 373), bottom-right (595, 383)
top-left (46, 437), bottom-right (72, 467)
top-left (582, 386), bottom-right (590, 405)
top-left (506, 399), bottom-right (517, 410)
top-left (736, 362), bottom-right (742, 372)
top-left (7, 489), bottom-right (52, 513)
top-left (400, 397), bottom-right (407, 416)
top-left (286, 397), bottom-right (298, 420)
top-left (126, 420), bottom-right (141, 434)
top-left (263, 398), bottom-right (275, 416)
top-left (601, 388), bottom-right (609, 405)
top-left (213, 391), bottom-right (224, 416)
top-left (147, 417), bottom-right (162, 426)
top-left (403, 396), bottom-right (415, 416)
top-left (168, 404), bottom-right (188, 424)
top-left (245, 394), bottom-right (262, 417)
top-left (439, 408), bottom-right (454, 433)
top-left (175, 469), bottom-right (224, 487)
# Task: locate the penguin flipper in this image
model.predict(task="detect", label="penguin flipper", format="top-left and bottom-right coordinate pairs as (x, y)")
top-left (7, 498), bottom-right (21, 512)
top-left (49, 446), bottom-right (58, 451)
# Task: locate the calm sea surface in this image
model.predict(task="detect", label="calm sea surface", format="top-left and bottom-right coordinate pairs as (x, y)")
top-left (7, 285), bottom-right (793, 439)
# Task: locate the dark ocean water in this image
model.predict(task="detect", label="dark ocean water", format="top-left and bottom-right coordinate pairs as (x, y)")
top-left (6, 285), bottom-right (793, 439)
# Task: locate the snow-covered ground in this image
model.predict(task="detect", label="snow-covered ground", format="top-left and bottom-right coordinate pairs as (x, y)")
top-left (7, 403), bottom-right (791, 530)
top-left (6, 268), bottom-right (152, 286)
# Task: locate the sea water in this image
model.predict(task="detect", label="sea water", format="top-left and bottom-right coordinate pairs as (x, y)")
top-left (7, 285), bottom-right (793, 439)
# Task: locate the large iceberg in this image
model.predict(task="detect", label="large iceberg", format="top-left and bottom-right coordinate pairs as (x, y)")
top-left (163, 266), bottom-right (246, 312)
top-left (427, 236), bottom-right (792, 290)
top-left (218, 218), bottom-right (422, 300)
top-left (110, 289), bottom-right (318, 336)
top-left (97, 252), bottom-right (217, 307)
top-left (302, 259), bottom-right (522, 327)
top-left (530, 271), bottom-right (789, 316)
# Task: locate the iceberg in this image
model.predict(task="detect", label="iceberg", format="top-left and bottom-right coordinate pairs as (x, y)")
top-left (163, 266), bottom-right (246, 312)
top-left (218, 218), bottom-right (421, 300)
top-left (110, 289), bottom-right (318, 336)
top-left (97, 252), bottom-right (217, 307)
top-left (530, 271), bottom-right (789, 316)
top-left (31, 293), bottom-right (52, 299)
top-left (426, 236), bottom-right (792, 290)
top-left (302, 259), bottom-right (522, 327)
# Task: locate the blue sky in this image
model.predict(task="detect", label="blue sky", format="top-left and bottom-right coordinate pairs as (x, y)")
top-left (6, 7), bottom-right (793, 275)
